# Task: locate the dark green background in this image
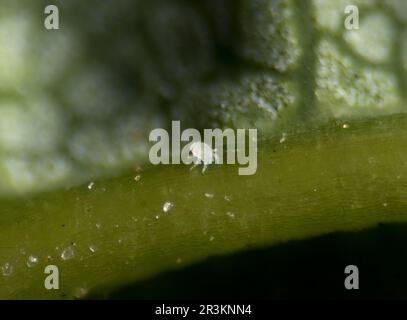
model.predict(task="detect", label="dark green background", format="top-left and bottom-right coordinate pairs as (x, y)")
top-left (95, 222), bottom-right (407, 299)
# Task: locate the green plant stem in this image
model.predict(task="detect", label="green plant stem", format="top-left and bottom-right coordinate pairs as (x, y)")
top-left (0, 114), bottom-right (406, 299)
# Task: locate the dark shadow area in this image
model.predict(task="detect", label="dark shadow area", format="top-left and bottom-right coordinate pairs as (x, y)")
top-left (95, 222), bottom-right (407, 299)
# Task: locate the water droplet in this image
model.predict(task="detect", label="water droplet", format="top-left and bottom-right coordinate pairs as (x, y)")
top-left (204, 193), bottom-right (214, 199)
top-left (176, 258), bottom-right (182, 264)
top-left (87, 182), bottom-right (95, 190)
top-left (26, 255), bottom-right (39, 268)
top-left (342, 124), bottom-right (350, 129)
top-left (209, 236), bottom-right (215, 242)
top-left (162, 201), bottom-right (174, 213)
top-left (73, 287), bottom-right (89, 299)
top-left (95, 223), bottom-right (101, 229)
top-left (2, 262), bottom-right (13, 276)
top-left (383, 203), bottom-right (388, 207)
top-left (226, 211), bottom-right (235, 219)
top-left (134, 175), bottom-right (141, 182)
top-left (89, 245), bottom-right (98, 253)
top-left (155, 215), bottom-right (160, 220)
top-left (61, 246), bottom-right (75, 261)
top-left (224, 195), bottom-right (232, 202)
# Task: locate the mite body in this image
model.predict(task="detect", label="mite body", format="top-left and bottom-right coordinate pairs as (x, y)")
top-left (188, 142), bottom-right (220, 173)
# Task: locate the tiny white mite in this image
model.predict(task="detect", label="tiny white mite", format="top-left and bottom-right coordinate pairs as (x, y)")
top-left (188, 142), bottom-right (220, 173)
